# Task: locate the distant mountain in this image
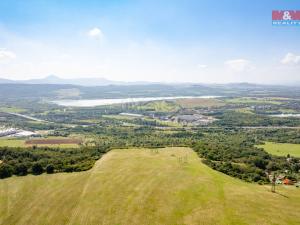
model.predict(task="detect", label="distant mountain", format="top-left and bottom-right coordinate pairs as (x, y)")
top-left (1, 75), bottom-right (299, 87)
top-left (0, 75), bottom-right (144, 86)
top-left (1, 80), bottom-right (300, 102)
top-left (0, 78), bottom-right (18, 84)
top-left (20, 75), bottom-right (122, 86)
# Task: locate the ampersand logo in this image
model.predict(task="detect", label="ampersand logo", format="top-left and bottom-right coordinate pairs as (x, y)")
top-left (282, 11), bottom-right (292, 20)
top-left (272, 10), bottom-right (300, 26)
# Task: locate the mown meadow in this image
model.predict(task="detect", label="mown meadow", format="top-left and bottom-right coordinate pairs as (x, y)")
top-left (1, 147), bottom-right (299, 225)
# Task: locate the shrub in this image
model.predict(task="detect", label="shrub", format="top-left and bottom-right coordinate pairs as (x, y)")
top-left (15, 164), bottom-right (28, 176)
top-left (0, 164), bottom-right (13, 178)
top-left (46, 164), bottom-right (54, 174)
top-left (32, 163), bottom-right (44, 175)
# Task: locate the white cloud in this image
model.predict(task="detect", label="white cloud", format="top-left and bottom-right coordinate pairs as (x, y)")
top-left (281, 53), bottom-right (300, 65)
top-left (197, 64), bottom-right (208, 69)
top-left (0, 50), bottom-right (16, 63)
top-left (87, 27), bottom-right (103, 39)
top-left (224, 59), bottom-right (253, 72)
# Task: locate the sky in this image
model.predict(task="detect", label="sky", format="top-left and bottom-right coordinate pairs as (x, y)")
top-left (0, 0), bottom-right (300, 84)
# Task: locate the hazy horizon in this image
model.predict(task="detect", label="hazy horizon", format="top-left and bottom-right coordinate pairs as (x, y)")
top-left (0, 0), bottom-right (300, 84)
top-left (1, 74), bottom-right (300, 86)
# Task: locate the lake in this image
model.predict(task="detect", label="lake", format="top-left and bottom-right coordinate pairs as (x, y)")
top-left (52, 96), bottom-right (221, 107)
top-left (270, 114), bottom-right (300, 118)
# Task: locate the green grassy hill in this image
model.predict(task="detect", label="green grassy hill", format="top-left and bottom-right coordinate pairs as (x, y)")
top-left (0, 147), bottom-right (299, 225)
top-left (258, 142), bottom-right (300, 158)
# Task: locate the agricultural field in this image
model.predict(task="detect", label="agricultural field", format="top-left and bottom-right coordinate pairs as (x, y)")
top-left (225, 97), bottom-right (283, 105)
top-left (0, 137), bottom-right (81, 148)
top-left (234, 108), bottom-right (254, 114)
top-left (0, 139), bottom-right (26, 148)
top-left (0, 147), bottom-right (299, 225)
top-left (102, 114), bottom-right (141, 120)
top-left (258, 142), bottom-right (300, 158)
top-left (134, 100), bottom-right (180, 112)
top-left (103, 114), bottom-right (180, 127)
top-left (176, 98), bottom-right (225, 108)
top-left (0, 106), bottom-right (27, 113)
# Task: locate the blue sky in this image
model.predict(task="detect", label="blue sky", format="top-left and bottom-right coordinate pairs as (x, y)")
top-left (0, 0), bottom-right (299, 83)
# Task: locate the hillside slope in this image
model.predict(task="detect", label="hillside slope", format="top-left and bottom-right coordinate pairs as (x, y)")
top-left (0, 147), bottom-right (299, 225)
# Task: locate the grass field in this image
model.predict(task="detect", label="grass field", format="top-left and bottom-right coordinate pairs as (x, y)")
top-left (136, 100), bottom-right (180, 112)
top-left (103, 114), bottom-right (180, 127)
top-left (0, 137), bottom-right (80, 148)
top-left (225, 97), bottom-right (282, 105)
top-left (0, 139), bottom-right (26, 147)
top-left (258, 142), bottom-right (300, 158)
top-left (234, 107), bottom-right (254, 114)
top-left (102, 114), bottom-right (140, 120)
top-left (176, 98), bottom-right (225, 108)
top-left (0, 106), bottom-right (26, 113)
top-left (0, 147), bottom-right (299, 225)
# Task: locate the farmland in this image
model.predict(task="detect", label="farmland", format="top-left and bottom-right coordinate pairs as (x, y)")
top-left (0, 137), bottom-right (81, 148)
top-left (0, 147), bottom-right (299, 225)
top-left (0, 106), bottom-right (26, 113)
top-left (0, 139), bottom-right (25, 148)
top-left (225, 97), bottom-right (283, 105)
top-left (25, 138), bottom-right (81, 146)
top-left (136, 100), bottom-right (180, 112)
top-left (176, 98), bottom-right (225, 108)
top-left (258, 142), bottom-right (300, 158)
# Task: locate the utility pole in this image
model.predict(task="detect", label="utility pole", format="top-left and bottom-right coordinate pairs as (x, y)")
top-left (271, 173), bottom-right (276, 193)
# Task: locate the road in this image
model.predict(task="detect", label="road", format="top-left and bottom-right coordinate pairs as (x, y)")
top-left (3, 112), bottom-right (46, 122)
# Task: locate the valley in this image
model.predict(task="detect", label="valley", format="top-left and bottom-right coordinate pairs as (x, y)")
top-left (0, 83), bottom-right (300, 224)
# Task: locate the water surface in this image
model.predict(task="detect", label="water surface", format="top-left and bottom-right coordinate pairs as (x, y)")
top-left (53, 96), bottom-right (221, 107)
top-left (270, 114), bottom-right (300, 118)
